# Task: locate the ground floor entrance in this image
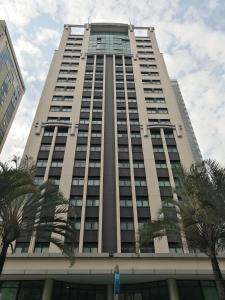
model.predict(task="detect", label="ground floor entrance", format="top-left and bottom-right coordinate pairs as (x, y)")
top-left (0, 279), bottom-right (219, 300)
top-left (51, 280), bottom-right (168, 300)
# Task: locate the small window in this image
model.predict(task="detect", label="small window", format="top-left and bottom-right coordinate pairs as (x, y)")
top-left (74, 160), bottom-right (86, 168)
top-left (153, 146), bottom-right (164, 152)
top-left (84, 221), bottom-right (98, 230)
top-left (51, 160), bottom-right (63, 167)
top-left (155, 161), bottom-right (167, 168)
top-left (158, 180), bottom-right (171, 187)
top-left (119, 179), bottom-right (131, 186)
top-left (121, 221), bottom-right (134, 230)
top-left (36, 160), bottom-right (48, 167)
top-left (167, 146), bottom-right (178, 153)
top-left (89, 161), bottom-right (101, 168)
top-left (72, 177), bottom-right (84, 186)
top-left (54, 145), bottom-right (65, 151)
top-left (136, 198), bottom-right (149, 207)
top-left (120, 199), bottom-right (133, 207)
top-left (135, 179), bottom-right (147, 187)
top-left (15, 242), bottom-right (29, 253)
top-left (70, 197), bottom-right (83, 206)
top-left (40, 144), bottom-right (51, 151)
top-left (88, 178), bottom-right (100, 186)
top-left (34, 242), bottom-right (49, 254)
top-left (86, 199), bottom-right (99, 206)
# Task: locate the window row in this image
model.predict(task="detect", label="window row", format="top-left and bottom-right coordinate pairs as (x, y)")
top-left (50, 106), bottom-right (72, 112)
top-left (147, 107), bottom-right (168, 114)
top-left (145, 97), bottom-right (165, 103)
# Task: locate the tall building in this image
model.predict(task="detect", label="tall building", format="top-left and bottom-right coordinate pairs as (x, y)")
top-left (0, 20), bottom-right (25, 152)
top-left (1, 23), bottom-right (221, 300)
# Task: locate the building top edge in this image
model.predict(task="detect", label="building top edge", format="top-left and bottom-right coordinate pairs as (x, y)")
top-left (65, 23), bottom-right (154, 30)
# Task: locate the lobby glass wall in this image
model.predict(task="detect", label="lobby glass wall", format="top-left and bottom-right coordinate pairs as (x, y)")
top-left (52, 282), bottom-right (107, 300)
top-left (119, 281), bottom-right (169, 300)
top-left (0, 279), bottom-right (220, 300)
top-left (177, 280), bottom-right (219, 300)
top-left (51, 280), bottom-right (168, 300)
top-left (0, 281), bottom-right (43, 300)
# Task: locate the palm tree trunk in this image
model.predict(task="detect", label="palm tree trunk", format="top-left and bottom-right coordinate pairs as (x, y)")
top-left (0, 242), bottom-right (9, 275)
top-left (210, 254), bottom-right (225, 300)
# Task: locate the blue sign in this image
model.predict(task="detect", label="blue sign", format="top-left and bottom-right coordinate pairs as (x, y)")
top-left (114, 271), bottom-right (120, 295)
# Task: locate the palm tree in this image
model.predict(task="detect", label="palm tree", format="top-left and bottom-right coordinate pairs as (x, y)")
top-left (0, 160), bottom-right (77, 275)
top-left (140, 159), bottom-right (225, 300)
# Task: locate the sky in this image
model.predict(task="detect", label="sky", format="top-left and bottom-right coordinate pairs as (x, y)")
top-left (0, 0), bottom-right (225, 164)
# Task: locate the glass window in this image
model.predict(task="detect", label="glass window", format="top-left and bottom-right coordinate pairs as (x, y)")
top-left (74, 160), bottom-right (86, 167)
top-left (0, 281), bottom-right (44, 300)
top-left (51, 160), bottom-right (63, 167)
top-left (177, 281), bottom-right (204, 300)
top-left (167, 146), bottom-right (178, 152)
top-left (135, 180), bottom-right (147, 187)
top-left (34, 177), bottom-right (44, 185)
top-left (0, 282), bottom-right (18, 300)
top-left (36, 160), bottom-right (48, 167)
top-left (89, 161), bottom-right (101, 168)
top-left (14, 242), bottom-right (29, 253)
top-left (121, 221), bottom-right (134, 230)
top-left (153, 146), bottom-right (164, 152)
top-left (118, 161), bottom-right (130, 168)
top-left (57, 131), bottom-right (68, 136)
top-left (119, 179), bottom-right (131, 186)
top-left (120, 199), bottom-right (132, 207)
top-left (43, 130), bottom-right (54, 136)
top-left (88, 31), bottom-right (131, 55)
top-left (136, 199), bottom-right (149, 207)
top-left (70, 197), bottom-right (83, 206)
top-left (40, 144), bottom-right (51, 151)
top-left (83, 244), bottom-right (98, 253)
top-left (49, 178), bottom-right (60, 185)
top-left (88, 178), bottom-right (100, 186)
top-left (84, 221), bottom-right (98, 230)
top-left (86, 199), bottom-right (99, 206)
top-left (54, 145), bottom-right (65, 151)
top-left (34, 242), bottom-right (49, 254)
top-left (155, 162), bottom-right (167, 168)
top-left (133, 161), bottom-right (145, 168)
top-left (72, 177), bottom-right (84, 186)
top-left (76, 145), bottom-right (87, 151)
top-left (158, 180), bottom-right (171, 187)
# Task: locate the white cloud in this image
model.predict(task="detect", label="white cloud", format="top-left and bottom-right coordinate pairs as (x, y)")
top-left (0, 0), bottom-right (39, 27)
top-left (34, 27), bottom-right (60, 47)
top-left (207, 0), bottom-right (219, 9)
top-left (0, 94), bottom-right (39, 162)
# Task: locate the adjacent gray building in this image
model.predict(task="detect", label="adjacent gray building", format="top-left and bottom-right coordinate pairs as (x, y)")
top-left (0, 20), bottom-right (25, 152)
top-left (1, 23), bottom-right (223, 300)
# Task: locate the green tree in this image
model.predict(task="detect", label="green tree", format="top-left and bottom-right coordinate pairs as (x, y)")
top-left (140, 159), bottom-right (225, 300)
top-left (0, 160), bottom-right (77, 275)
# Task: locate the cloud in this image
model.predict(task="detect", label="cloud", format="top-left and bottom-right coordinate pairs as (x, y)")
top-left (0, 93), bottom-right (39, 162)
top-left (34, 27), bottom-right (60, 47)
top-left (0, 0), bottom-right (39, 27)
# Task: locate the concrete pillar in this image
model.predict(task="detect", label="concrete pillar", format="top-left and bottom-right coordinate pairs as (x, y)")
top-left (107, 284), bottom-right (113, 300)
top-left (42, 279), bottom-right (53, 300)
top-left (168, 279), bottom-right (179, 300)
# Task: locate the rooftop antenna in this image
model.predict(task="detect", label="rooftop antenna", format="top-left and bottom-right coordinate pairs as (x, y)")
top-left (88, 15), bottom-right (91, 24)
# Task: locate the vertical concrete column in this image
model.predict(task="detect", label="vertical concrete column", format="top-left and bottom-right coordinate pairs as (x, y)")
top-left (42, 279), bottom-right (53, 300)
top-left (107, 284), bottom-right (113, 300)
top-left (168, 279), bottom-right (179, 300)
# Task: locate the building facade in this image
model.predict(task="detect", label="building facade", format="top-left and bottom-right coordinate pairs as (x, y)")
top-left (0, 23), bottom-right (223, 300)
top-left (0, 20), bottom-right (25, 152)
